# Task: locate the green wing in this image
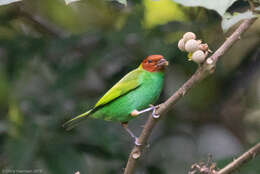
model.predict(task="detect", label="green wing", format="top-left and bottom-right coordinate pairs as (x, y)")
top-left (94, 68), bottom-right (143, 108)
top-left (63, 68), bottom-right (143, 130)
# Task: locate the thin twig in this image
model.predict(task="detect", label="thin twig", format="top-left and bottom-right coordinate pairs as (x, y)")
top-left (18, 6), bottom-right (70, 38)
top-left (124, 17), bottom-right (257, 174)
top-left (217, 142), bottom-right (260, 174)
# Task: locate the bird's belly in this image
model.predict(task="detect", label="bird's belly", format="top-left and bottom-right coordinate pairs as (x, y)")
top-left (91, 80), bottom-right (163, 122)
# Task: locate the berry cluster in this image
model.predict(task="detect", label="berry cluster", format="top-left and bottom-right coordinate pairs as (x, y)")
top-left (178, 32), bottom-right (211, 64)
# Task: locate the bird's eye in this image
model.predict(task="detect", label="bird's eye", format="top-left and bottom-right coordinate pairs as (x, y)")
top-left (148, 60), bottom-right (152, 63)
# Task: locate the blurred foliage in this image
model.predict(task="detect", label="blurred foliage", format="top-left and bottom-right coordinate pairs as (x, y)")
top-left (173, 0), bottom-right (238, 16)
top-left (0, 0), bottom-right (259, 174)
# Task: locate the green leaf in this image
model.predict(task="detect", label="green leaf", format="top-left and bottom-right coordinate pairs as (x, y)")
top-left (221, 11), bottom-right (256, 32)
top-left (173, 0), bottom-right (238, 16)
top-left (0, 0), bottom-right (22, 6)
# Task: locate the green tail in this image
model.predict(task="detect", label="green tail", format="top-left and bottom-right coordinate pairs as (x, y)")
top-left (62, 109), bottom-right (93, 131)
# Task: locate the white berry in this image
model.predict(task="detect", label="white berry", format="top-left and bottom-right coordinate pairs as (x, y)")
top-left (183, 32), bottom-right (196, 42)
top-left (185, 39), bottom-right (200, 53)
top-left (178, 38), bottom-right (185, 51)
top-left (192, 50), bottom-right (206, 63)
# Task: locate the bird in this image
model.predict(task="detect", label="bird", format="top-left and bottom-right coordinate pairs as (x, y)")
top-left (63, 55), bottom-right (168, 145)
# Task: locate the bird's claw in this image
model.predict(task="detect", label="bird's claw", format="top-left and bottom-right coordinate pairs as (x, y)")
top-left (134, 137), bottom-right (142, 146)
top-left (150, 104), bottom-right (160, 118)
top-left (152, 113), bottom-right (160, 118)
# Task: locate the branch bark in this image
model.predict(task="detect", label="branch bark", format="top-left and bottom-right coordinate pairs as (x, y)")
top-left (217, 142), bottom-right (260, 174)
top-left (124, 18), bottom-right (257, 174)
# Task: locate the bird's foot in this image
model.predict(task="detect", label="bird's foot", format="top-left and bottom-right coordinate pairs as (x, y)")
top-left (152, 110), bottom-right (160, 118)
top-left (149, 104), bottom-right (160, 118)
top-left (134, 137), bottom-right (142, 146)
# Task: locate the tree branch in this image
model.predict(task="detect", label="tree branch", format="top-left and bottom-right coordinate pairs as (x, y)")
top-left (217, 142), bottom-right (260, 174)
top-left (18, 5), bottom-right (70, 38)
top-left (124, 17), bottom-right (257, 174)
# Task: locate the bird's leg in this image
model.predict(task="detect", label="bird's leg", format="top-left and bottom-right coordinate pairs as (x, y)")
top-left (130, 107), bottom-right (154, 117)
top-left (131, 104), bottom-right (160, 118)
top-left (121, 122), bottom-right (141, 146)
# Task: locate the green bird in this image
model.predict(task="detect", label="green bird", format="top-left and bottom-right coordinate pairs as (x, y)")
top-left (63, 55), bottom-right (168, 145)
